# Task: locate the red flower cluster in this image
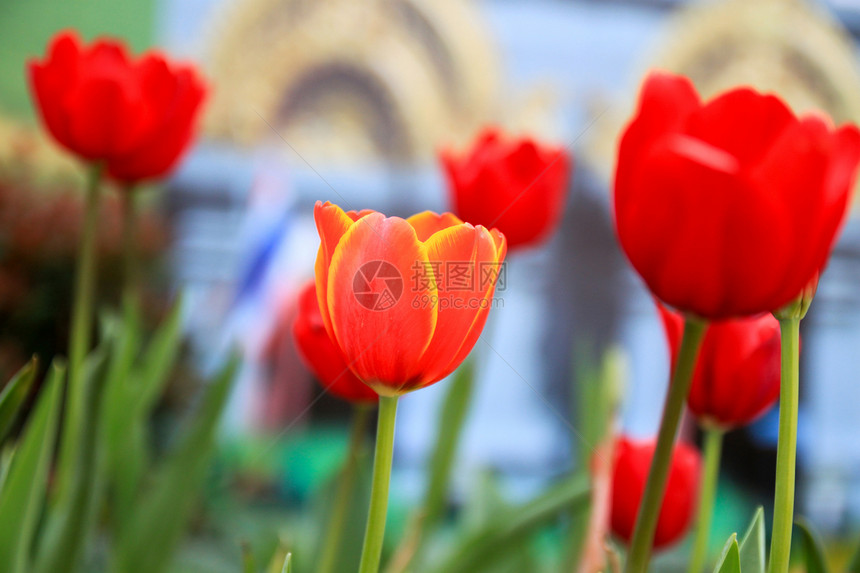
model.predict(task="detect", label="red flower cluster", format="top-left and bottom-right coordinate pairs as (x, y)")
top-left (28, 31), bottom-right (207, 184)
top-left (314, 202), bottom-right (507, 395)
top-left (614, 71), bottom-right (860, 319)
top-left (442, 128), bottom-right (571, 250)
top-left (610, 436), bottom-right (701, 549)
top-left (659, 305), bottom-right (782, 430)
top-left (292, 281), bottom-right (378, 404)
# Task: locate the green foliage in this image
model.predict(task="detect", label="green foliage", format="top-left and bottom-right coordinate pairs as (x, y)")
top-left (738, 507), bottom-right (766, 573)
top-left (0, 295), bottom-right (238, 573)
top-left (0, 360), bottom-right (64, 573)
top-left (429, 474), bottom-right (590, 573)
top-left (111, 352), bottom-right (239, 573)
top-left (794, 518), bottom-right (831, 573)
top-left (34, 346), bottom-right (109, 573)
top-left (0, 358), bottom-right (38, 445)
top-left (713, 533), bottom-right (741, 573)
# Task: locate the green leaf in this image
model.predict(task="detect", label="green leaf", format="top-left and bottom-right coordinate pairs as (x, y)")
top-left (101, 310), bottom-right (144, 527)
top-left (0, 360), bottom-right (64, 573)
top-left (134, 297), bottom-right (184, 416)
top-left (0, 358), bottom-right (38, 444)
top-left (738, 507), bottom-right (766, 573)
top-left (281, 553), bottom-right (292, 573)
top-left (713, 533), bottom-right (741, 573)
top-left (112, 353), bottom-right (239, 573)
top-left (794, 518), bottom-right (831, 573)
top-left (422, 359), bottom-right (475, 531)
top-left (431, 474), bottom-right (590, 573)
top-left (34, 348), bottom-right (110, 573)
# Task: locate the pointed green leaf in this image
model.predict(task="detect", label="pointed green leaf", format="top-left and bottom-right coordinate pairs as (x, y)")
top-left (134, 297), bottom-right (184, 415)
top-left (101, 310), bottom-right (144, 527)
top-left (0, 360), bottom-right (64, 573)
top-left (282, 553), bottom-right (292, 573)
top-left (422, 359), bottom-right (474, 531)
top-left (713, 533), bottom-right (741, 573)
top-left (431, 474), bottom-right (590, 573)
top-left (34, 347), bottom-right (110, 573)
top-left (113, 353), bottom-right (239, 573)
top-left (738, 507), bottom-right (766, 573)
top-left (0, 358), bottom-right (38, 444)
top-left (795, 518), bottom-right (831, 573)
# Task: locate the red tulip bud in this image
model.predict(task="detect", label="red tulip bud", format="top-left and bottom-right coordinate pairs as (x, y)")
top-left (441, 127), bottom-right (571, 250)
top-left (610, 436), bottom-right (701, 550)
top-left (292, 281), bottom-right (378, 404)
top-left (659, 303), bottom-right (782, 430)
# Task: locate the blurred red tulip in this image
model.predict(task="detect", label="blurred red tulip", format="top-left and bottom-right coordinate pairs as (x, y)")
top-left (614, 71), bottom-right (860, 319)
top-left (293, 281), bottom-right (378, 404)
top-left (610, 436), bottom-right (701, 550)
top-left (659, 304), bottom-right (782, 430)
top-left (314, 201), bottom-right (507, 395)
top-left (28, 30), bottom-right (207, 183)
top-left (441, 127), bottom-right (571, 249)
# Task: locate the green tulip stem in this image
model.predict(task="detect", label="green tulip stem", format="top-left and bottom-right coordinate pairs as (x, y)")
top-left (57, 163), bottom-right (103, 498)
top-left (120, 187), bottom-right (139, 316)
top-left (358, 395), bottom-right (398, 573)
top-left (316, 404), bottom-right (372, 573)
top-left (768, 316), bottom-right (800, 573)
top-left (687, 427), bottom-right (724, 573)
top-left (625, 315), bottom-right (707, 573)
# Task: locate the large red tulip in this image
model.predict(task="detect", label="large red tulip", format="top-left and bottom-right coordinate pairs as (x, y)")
top-left (659, 305), bottom-right (781, 430)
top-left (314, 201), bottom-right (507, 396)
top-left (293, 281), bottom-right (379, 404)
top-left (610, 436), bottom-right (701, 550)
top-left (441, 127), bottom-right (571, 249)
top-left (614, 71), bottom-right (860, 319)
top-left (28, 30), bottom-right (207, 183)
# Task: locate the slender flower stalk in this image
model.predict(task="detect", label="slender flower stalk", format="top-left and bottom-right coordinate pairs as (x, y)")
top-left (358, 396), bottom-right (398, 573)
top-left (625, 316), bottom-right (707, 573)
top-left (57, 163), bottom-right (103, 496)
top-left (768, 316), bottom-right (800, 573)
top-left (687, 428), bottom-right (724, 573)
top-left (121, 187), bottom-right (139, 312)
top-left (316, 405), bottom-right (372, 573)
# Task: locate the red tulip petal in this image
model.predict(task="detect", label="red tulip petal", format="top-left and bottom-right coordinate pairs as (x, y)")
top-left (413, 224), bottom-right (498, 384)
top-left (406, 211), bottom-right (463, 241)
top-left (314, 201), bottom-right (358, 335)
top-left (28, 31), bottom-right (82, 151)
top-left (107, 65), bottom-right (207, 181)
top-left (62, 74), bottom-right (138, 159)
top-left (686, 88), bottom-right (794, 168)
top-left (749, 116), bottom-right (847, 308)
top-left (620, 133), bottom-right (751, 317)
top-left (326, 213), bottom-right (437, 393)
top-left (615, 71), bottom-right (701, 208)
top-left (292, 282), bottom-right (378, 403)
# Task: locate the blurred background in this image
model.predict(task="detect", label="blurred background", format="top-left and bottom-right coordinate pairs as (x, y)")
top-left (4, 0), bottom-right (860, 569)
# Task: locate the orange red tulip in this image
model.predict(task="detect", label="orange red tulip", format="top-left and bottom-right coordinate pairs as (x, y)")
top-left (314, 201), bottom-right (507, 396)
